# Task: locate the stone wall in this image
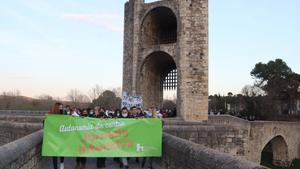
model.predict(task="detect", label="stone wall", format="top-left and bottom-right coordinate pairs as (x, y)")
top-left (0, 115), bottom-right (44, 123)
top-left (0, 121), bottom-right (42, 146)
top-left (123, 0), bottom-right (209, 121)
top-left (208, 115), bottom-right (251, 129)
top-left (248, 121), bottom-right (300, 165)
top-left (162, 133), bottom-right (266, 169)
top-left (0, 110), bottom-right (47, 116)
top-left (164, 115), bottom-right (300, 167)
top-left (123, 0), bottom-right (134, 94)
top-left (164, 124), bottom-right (249, 159)
top-left (0, 130), bottom-right (43, 169)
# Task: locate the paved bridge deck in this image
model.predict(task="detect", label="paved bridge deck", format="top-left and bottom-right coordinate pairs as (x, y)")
top-left (42, 157), bottom-right (165, 169)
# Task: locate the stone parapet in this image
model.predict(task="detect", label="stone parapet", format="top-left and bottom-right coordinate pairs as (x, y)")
top-left (0, 130), bottom-right (43, 169)
top-left (0, 115), bottom-right (44, 123)
top-left (0, 121), bottom-right (42, 146)
top-left (162, 133), bottom-right (267, 169)
top-left (164, 115), bottom-right (300, 167)
top-left (164, 124), bottom-right (249, 158)
top-left (0, 110), bottom-right (47, 116)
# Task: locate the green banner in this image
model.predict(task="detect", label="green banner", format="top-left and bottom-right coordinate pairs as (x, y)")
top-left (42, 115), bottom-right (162, 157)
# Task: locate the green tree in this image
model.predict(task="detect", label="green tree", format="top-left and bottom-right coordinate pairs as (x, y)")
top-left (163, 100), bottom-right (176, 110)
top-left (251, 58), bottom-right (300, 115)
top-left (208, 94), bottom-right (226, 114)
top-left (92, 90), bottom-right (121, 110)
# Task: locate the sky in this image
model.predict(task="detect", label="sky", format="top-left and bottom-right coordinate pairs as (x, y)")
top-left (0, 0), bottom-right (299, 99)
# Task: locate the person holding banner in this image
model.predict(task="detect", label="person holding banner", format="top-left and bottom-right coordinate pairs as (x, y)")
top-left (120, 107), bottom-right (130, 118)
top-left (142, 107), bottom-right (162, 169)
top-left (119, 107), bottom-right (130, 169)
top-left (42, 106), bottom-right (163, 169)
top-left (130, 106), bottom-right (137, 118)
top-left (48, 102), bottom-right (65, 169)
top-left (136, 107), bottom-right (145, 117)
top-left (75, 108), bottom-right (88, 169)
top-left (130, 106), bottom-right (143, 165)
top-left (114, 109), bottom-right (121, 118)
top-left (94, 107), bottom-right (107, 169)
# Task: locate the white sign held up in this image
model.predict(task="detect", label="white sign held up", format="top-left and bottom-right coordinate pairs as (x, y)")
top-left (121, 92), bottom-right (143, 109)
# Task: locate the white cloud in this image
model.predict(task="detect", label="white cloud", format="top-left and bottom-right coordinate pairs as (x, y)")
top-left (63, 13), bottom-right (123, 33)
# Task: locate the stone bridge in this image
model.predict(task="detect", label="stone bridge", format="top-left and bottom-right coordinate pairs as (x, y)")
top-left (248, 120), bottom-right (300, 166)
top-left (0, 110), bottom-right (284, 169)
top-left (165, 115), bottom-right (300, 167)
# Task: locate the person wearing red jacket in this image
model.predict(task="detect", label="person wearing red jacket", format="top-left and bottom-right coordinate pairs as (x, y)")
top-left (48, 102), bottom-right (65, 169)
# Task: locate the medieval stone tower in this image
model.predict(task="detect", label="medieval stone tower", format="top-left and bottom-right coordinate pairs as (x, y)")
top-left (122, 0), bottom-right (208, 121)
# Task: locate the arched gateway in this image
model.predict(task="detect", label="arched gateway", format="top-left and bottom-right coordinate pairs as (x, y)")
top-left (123, 0), bottom-right (208, 121)
top-left (261, 135), bottom-right (290, 167)
top-left (140, 51), bottom-right (177, 109)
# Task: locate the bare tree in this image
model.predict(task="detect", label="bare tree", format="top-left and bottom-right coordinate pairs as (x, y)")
top-left (67, 89), bottom-right (90, 107)
top-left (77, 94), bottom-right (90, 104)
top-left (38, 94), bottom-right (53, 101)
top-left (112, 87), bottom-right (122, 98)
top-left (88, 85), bottom-right (103, 101)
top-left (241, 85), bottom-right (265, 97)
top-left (2, 89), bottom-right (21, 97)
top-left (1, 90), bottom-right (21, 109)
top-left (38, 94), bottom-right (55, 110)
top-left (67, 89), bottom-right (78, 106)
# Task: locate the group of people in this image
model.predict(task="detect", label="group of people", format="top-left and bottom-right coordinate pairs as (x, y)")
top-left (158, 109), bottom-right (176, 118)
top-left (48, 102), bottom-right (161, 169)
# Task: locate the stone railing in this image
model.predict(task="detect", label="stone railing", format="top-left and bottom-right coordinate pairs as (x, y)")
top-left (208, 115), bottom-right (251, 129)
top-left (164, 115), bottom-right (250, 128)
top-left (162, 133), bottom-right (267, 169)
top-left (0, 110), bottom-right (48, 116)
top-left (164, 124), bottom-right (249, 159)
top-left (0, 115), bottom-right (44, 123)
top-left (163, 117), bottom-right (206, 126)
top-left (0, 121), bottom-right (42, 146)
top-left (0, 130), bottom-right (43, 169)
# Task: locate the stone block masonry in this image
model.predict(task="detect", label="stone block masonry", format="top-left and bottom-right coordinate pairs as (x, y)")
top-left (164, 124), bottom-right (249, 159)
top-left (0, 121), bottom-right (42, 146)
top-left (164, 115), bottom-right (300, 167)
top-left (162, 133), bottom-right (267, 169)
top-left (0, 130), bottom-right (43, 169)
top-left (123, 0), bottom-right (209, 121)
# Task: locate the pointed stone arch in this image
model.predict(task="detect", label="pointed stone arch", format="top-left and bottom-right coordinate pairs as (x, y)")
top-left (261, 135), bottom-right (291, 167)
